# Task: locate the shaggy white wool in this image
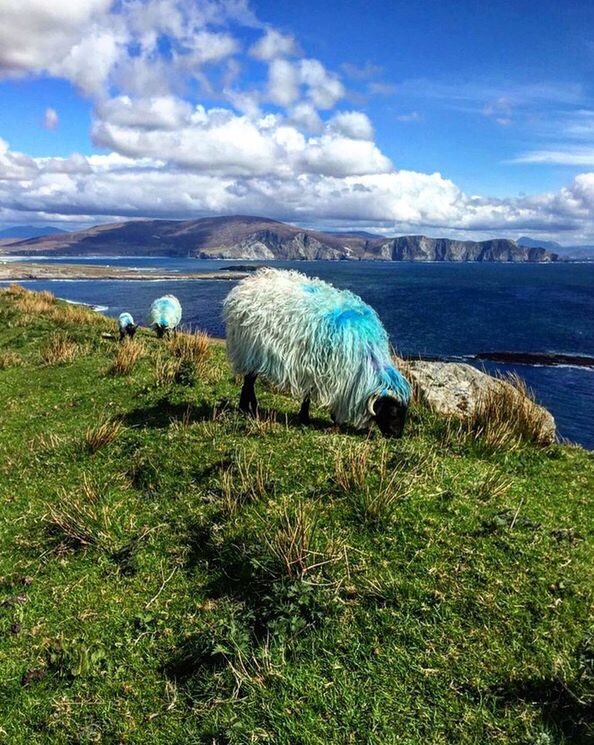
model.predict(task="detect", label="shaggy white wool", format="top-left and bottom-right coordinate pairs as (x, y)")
top-left (223, 268), bottom-right (410, 428)
top-left (148, 295), bottom-right (182, 331)
top-left (118, 312), bottom-right (135, 330)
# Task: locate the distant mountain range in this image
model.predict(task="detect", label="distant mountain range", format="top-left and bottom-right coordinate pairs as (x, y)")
top-left (0, 216), bottom-right (558, 262)
top-left (518, 235), bottom-right (594, 261)
top-left (0, 225), bottom-right (68, 240)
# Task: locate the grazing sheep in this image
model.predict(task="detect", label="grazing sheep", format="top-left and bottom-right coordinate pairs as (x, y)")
top-left (149, 295), bottom-right (182, 338)
top-left (118, 312), bottom-right (138, 341)
top-left (223, 268), bottom-right (411, 437)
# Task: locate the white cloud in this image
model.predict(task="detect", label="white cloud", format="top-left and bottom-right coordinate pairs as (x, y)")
top-left (43, 107), bottom-right (59, 130)
top-left (250, 28), bottom-right (299, 60)
top-left (328, 111), bottom-right (374, 140)
top-left (91, 105), bottom-right (391, 178)
top-left (299, 59), bottom-right (344, 109)
top-left (0, 0), bottom-right (114, 77)
top-left (509, 148), bottom-right (594, 166)
top-left (396, 111), bottom-right (422, 123)
top-left (288, 102), bottom-right (322, 132)
top-left (267, 59), bottom-right (300, 106)
top-left (95, 96), bottom-right (193, 130)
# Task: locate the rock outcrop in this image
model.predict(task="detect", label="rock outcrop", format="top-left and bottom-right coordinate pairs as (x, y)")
top-left (404, 360), bottom-right (556, 444)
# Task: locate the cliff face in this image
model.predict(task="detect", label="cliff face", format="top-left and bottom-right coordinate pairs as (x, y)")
top-left (2, 215), bottom-right (558, 262)
top-left (380, 236), bottom-right (555, 262)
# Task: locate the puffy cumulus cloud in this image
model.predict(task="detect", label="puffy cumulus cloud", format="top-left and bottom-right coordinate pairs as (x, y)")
top-left (0, 0), bottom-right (252, 96)
top-left (288, 102), bottom-right (323, 132)
top-left (0, 0), bottom-right (114, 76)
top-left (95, 96), bottom-right (193, 130)
top-left (267, 59), bottom-right (300, 107)
top-left (299, 59), bottom-right (344, 110)
top-left (43, 108), bottom-right (59, 130)
top-left (265, 58), bottom-right (344, 111)
top-left (327, 111), bottom-right (374, 140)
top-left (0, 138), bottom-right (38, 181)
top-left (299, 137), bottom-right (391, 177)
top-left (250, 28), bottom-right (299, 60)
top-left (91, 104), bottom-right (391, 178)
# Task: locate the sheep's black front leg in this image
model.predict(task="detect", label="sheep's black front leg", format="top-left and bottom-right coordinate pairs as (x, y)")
top-left (298, 396), bottom-right (310, 425)
top-left (239, 374), bottom-right (258, 416)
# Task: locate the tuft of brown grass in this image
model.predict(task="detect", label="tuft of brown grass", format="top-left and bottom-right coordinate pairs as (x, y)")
top-left (245, 408), bottom-right (283, 435)
top-left (40, 333), bottom-right (80, 365)
top-left (44, 477), bottom-right (129, 552)
top-left (334, 440), bottom-right (412, 525)
top-left (5, 286), bottom-right (106, 326)
top-left (168, 330), bottom-right (209, 374)
top-left (154, 353), bottom-right (180, 385)
top-left (218, 450), bottom-right (273, 514)
top-left (468, 373), bottom-right (554, 449)
top-left (264, 501), bottom-right (338, 580)
top-left (474, 466), bottom-right (512, 502)
top-left (110, 339), bottom-right (144, 376)
top-left (85, 416), bottom-right (124, 454)
top-left (0, 350), bottom-right (23, 370)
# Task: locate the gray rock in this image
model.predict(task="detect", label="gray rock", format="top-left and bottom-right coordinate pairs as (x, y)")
top-left (403, 360), bottom-right (556, 444)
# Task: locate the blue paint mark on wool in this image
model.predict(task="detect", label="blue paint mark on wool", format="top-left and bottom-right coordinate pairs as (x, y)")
top-left (379, 364), bottom-right (411, 403)
top-left (302, 284), bottom-right (319, 294)
top-left (119, 312), bottom-right (134, 328)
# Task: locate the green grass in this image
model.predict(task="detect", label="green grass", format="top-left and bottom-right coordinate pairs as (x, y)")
top-left (0, 285), bottom-right (593, 744)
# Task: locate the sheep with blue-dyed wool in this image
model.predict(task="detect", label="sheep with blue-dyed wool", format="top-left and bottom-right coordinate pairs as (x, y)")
top-left (223, 268), bottom-right (411, 437)
top-left (118, 312), bottom-right (138, 341)
top-left (149, 295), bottom-right (182, 338)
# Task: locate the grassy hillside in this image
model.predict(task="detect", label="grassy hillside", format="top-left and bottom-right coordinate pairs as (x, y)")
top-left (0, 286), bottom-right (592, 744)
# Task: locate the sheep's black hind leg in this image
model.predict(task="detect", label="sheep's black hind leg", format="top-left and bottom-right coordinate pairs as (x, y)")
top-left (239, 374), bottom-right (258, 416)
top-left (298, 396), bottom-right (310, 425)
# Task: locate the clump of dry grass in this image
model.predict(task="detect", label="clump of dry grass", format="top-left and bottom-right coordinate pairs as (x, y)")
top-left (85, 416), bottom-right (124, 454)
top-left (40, 333), bottom-right (80, 365)
top-left (474, 466), bottom-right (512, 502)
top-left (245, 408), bottom-right (283, 435)
top-left (264, 501), bottom-right (338, 580)
top-left (468, 373), bottom-right (553, 449)
top-left (109, 339), bottom-right (144, 376)
top-left (334, 440), bottom-right (412, 525)
top-left (0, 283), bottom-right (27, 296)
top-left (168, 330), bottom-right (209, 374)
top-left (154, 353), bottom-right (181, 385)
top-left (44, 477), bottom-right (127, 552)
top-left (218, 450), bottom-right (273, 514)
top-left (0, 350), bottom-right (23, 369)
top-left (4, 286), bottom-right (105, 326)
top-left (30, 432), bottom-right (65, 453)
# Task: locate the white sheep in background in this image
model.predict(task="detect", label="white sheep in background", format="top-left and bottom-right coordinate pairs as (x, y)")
top-left (149, 295), bottom-right (182, 338)
top-left (223, 268), bottom-right (411, 437)
top-left (118, 312), bottom-right (138, 341)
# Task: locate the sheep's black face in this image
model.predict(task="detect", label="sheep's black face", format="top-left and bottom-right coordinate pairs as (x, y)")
top-left (155, 324), bottom-right (166, 339)
top-left (373, 396), bottom-right (408, 438)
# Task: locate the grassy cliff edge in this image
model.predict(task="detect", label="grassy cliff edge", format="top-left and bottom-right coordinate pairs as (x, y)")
top-left (0, 286), bottom-right (592, 744)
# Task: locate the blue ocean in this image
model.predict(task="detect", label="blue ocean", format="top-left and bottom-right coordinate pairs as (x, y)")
top-left (4, 257), bottom-right (593, 449)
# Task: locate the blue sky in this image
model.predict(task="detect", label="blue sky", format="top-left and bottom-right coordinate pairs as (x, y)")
top-left (1, 0), bottom-right (594, 242)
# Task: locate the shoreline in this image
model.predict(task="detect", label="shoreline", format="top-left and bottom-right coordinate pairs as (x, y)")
top-left (0, 261), bottom-right (249, 282)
